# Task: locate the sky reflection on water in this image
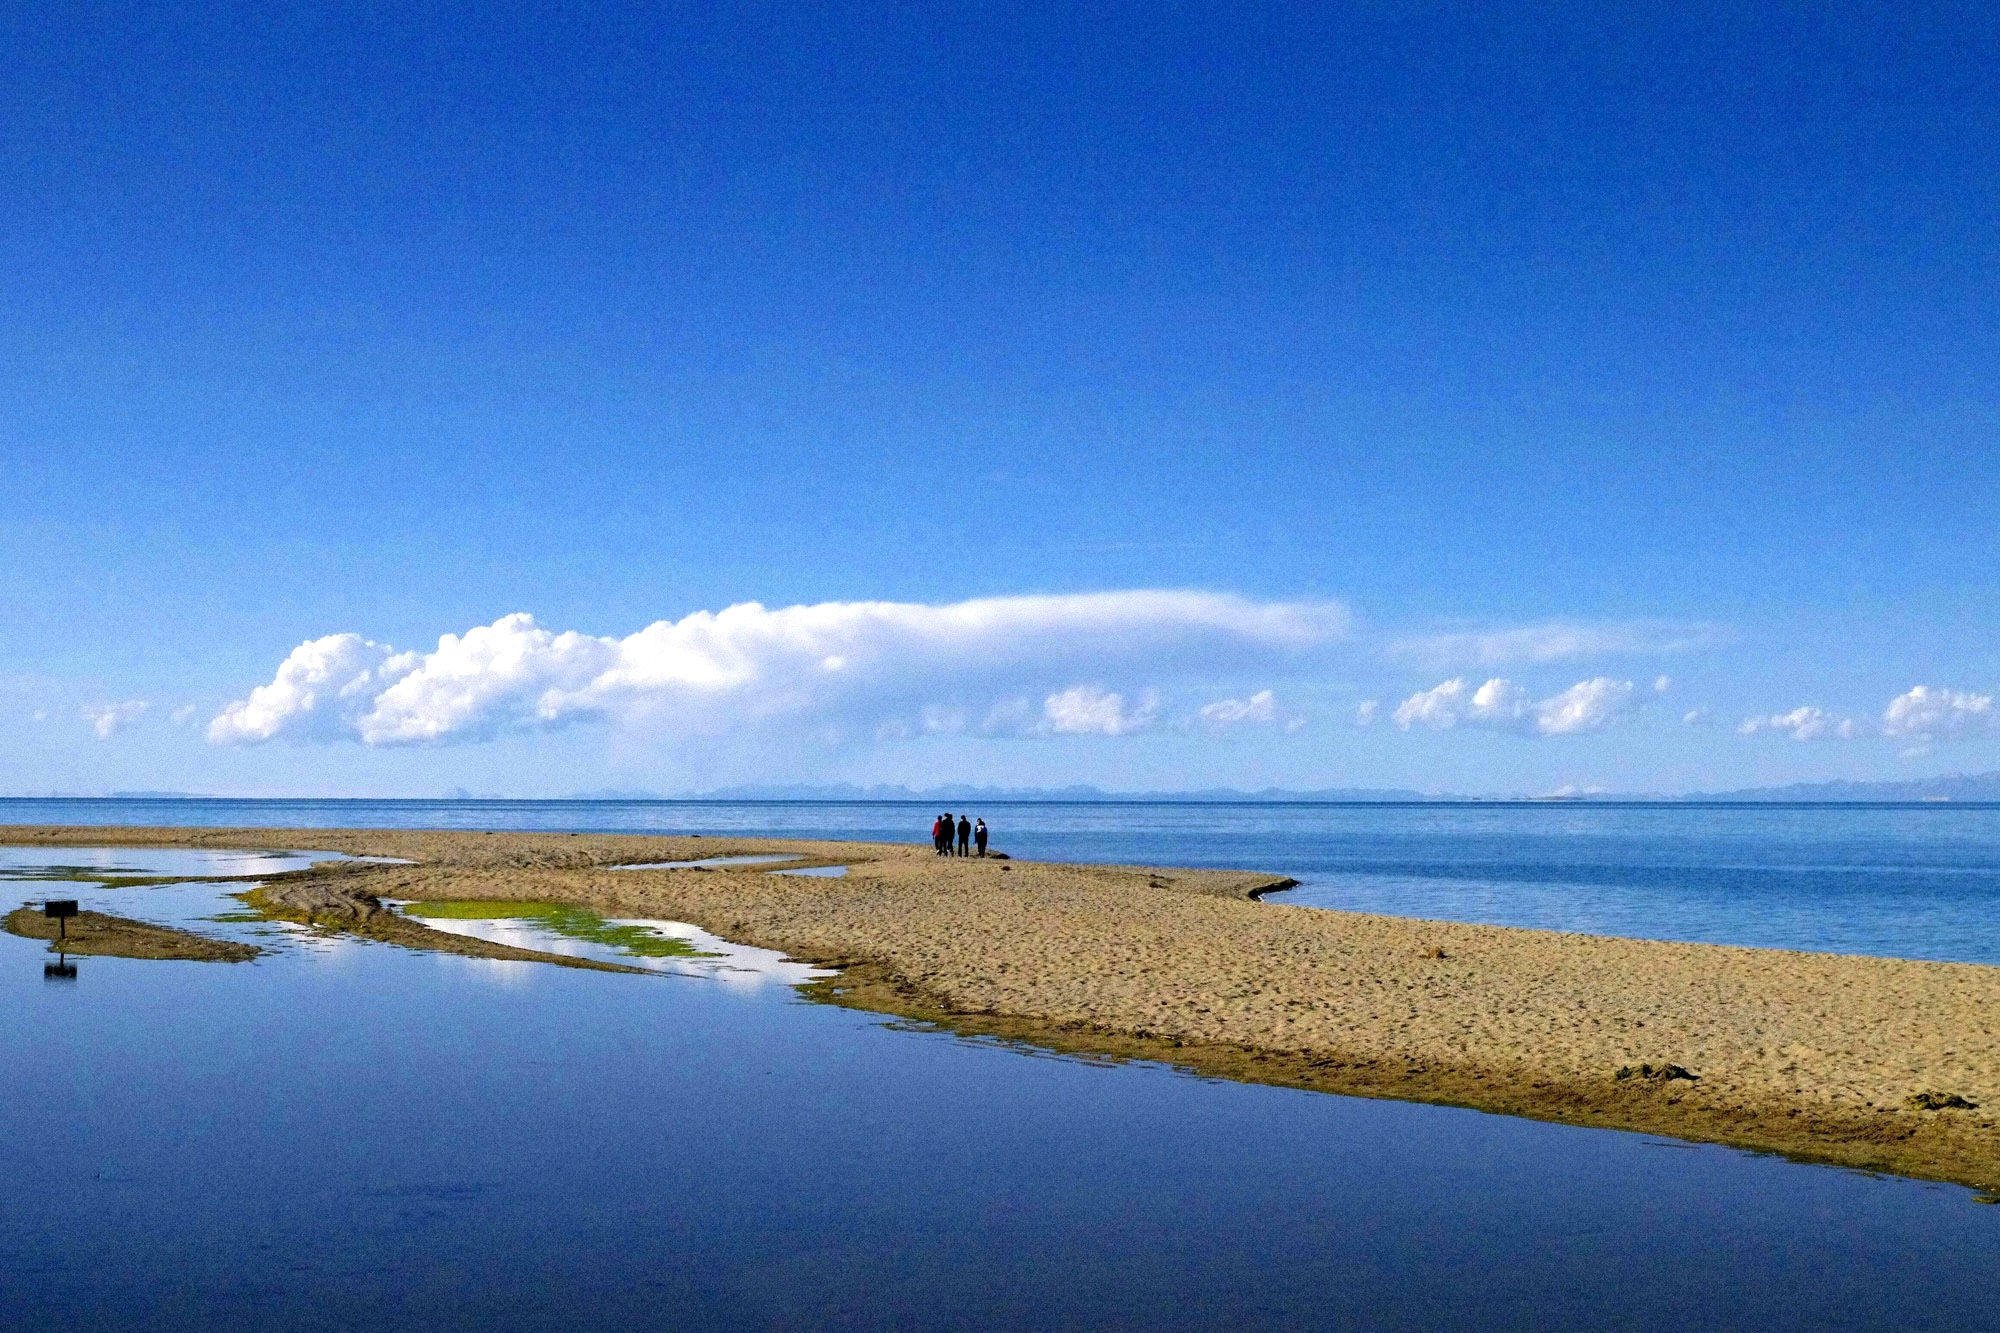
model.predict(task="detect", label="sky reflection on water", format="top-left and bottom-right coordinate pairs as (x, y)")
top-left (409, 909), bottom-right (833, 987)
top-left (612, 854), bottom-right (801, 870)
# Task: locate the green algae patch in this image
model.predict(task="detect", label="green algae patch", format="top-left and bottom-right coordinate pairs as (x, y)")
top-left (239, 886), bottom-right (654, 975)
top-left (401, 901), bottom-right (720, 960)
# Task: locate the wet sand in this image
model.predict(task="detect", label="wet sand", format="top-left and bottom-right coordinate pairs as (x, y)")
top-left (5, 824), bottom-right (1997, 1189)
top-left (238, 875), bottom-right (654, 974)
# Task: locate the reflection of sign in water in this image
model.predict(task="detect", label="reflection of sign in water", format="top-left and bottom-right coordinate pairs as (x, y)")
top-left (44, 899), bottom-right (78, 941)
top-left (39, 901), bottom-right (80, 979)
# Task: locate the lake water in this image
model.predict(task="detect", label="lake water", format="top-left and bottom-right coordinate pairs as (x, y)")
top-left (4, 802), bottom-right (2000, 1328)
top-left (11, 797), bottom-right (2000, 960)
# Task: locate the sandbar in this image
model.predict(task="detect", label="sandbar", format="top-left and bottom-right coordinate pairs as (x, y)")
top-left (4, 905), bottom-right (259, 962)
top-left (4, 824), bottom-right (1997, 1190)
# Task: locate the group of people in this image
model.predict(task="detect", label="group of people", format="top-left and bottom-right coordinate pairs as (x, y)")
top-left (931, 812), bottom-right (988, 857)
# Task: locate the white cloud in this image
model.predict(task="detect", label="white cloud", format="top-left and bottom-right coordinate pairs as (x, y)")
top-left (1536, 678), bottom-right (1638, 735)
top-left (1881, 686), bottom-right (1993, 740)
top-left (1386, 620), bottom-right (1725, 670)
top-left (1394, 676), bottom-right (1636, 737)
top-left (1354, 700), bottom-right (1380, 727)
top-left (1199, 689), bottom-right (1276, 727)
top-left (83, 700), bottom-right (149, 739)
top-left (208, 633), bottom-right (414, 743)
top-left (1653, 675), bottom-right (1672, 694)
top-left (171, 704), bottom-right (200, 726)
top-left (1737, 707), bottom-right (1861, 742)
top-left (1395, 678), bottom-right (1517, 731)
top-left (1042, 685), bottom-right (1159, 736)
top-left (1391, 681), bottom-right (1461, 730)
top-left (1682, 707), bottom-right (1711, 726)
top-left (211, 592), bottom-right (1347, 747)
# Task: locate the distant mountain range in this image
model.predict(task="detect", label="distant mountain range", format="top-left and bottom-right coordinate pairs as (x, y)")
top-left (1686, 772), bottom-right (2000, 802)
top-left (578, 773), bottom-right (2000, 802)
top-left (648, 782), bottom-right (1433, 802)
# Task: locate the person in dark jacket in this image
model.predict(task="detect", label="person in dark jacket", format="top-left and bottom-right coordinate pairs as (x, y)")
top-left (941, 813), bottom-right (955, 855)
top-left (957, 814), bottom-right (972, 856)
top-left (973, 818), bottom-right (988, 857)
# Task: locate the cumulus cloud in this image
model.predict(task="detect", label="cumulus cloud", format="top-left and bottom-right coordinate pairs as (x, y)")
top-left (83, 700), bottom-right (149, 739)
top-left (1536, 678), bottom-right (1639, 735)
top-left (1881, 686), bottom-right (1994, 740)
top-left (1354, 700), bottom-right (1380, 727)
top-left (1199, 689), bottom-right (1276, 728)
top-left (210, 592), bottom-right (1347, 747)
top-left (1737, 707), bottom-right (1861, 741)
top-left (1395, 678), bottom-right (1526, 730)
top-left (1393, 677), bottom-right (1635, 737)
top-left (207, 633), bottom-right (413, 743)
top-left (1386, 620), bottom-right (1725, 670)
top-left (1043, 685), bottom-right (1160, 736)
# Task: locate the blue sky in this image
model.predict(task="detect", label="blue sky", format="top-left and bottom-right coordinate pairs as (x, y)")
top-left (4, 3), bottom-right (1998, 796)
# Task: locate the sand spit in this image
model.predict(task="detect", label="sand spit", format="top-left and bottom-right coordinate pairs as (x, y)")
top-left (4, 905), bottom-right (259, 962)
top-left (5, 825), bottom-right (1998, 1189)
top-left (238, 871), bottom-right (655, 975)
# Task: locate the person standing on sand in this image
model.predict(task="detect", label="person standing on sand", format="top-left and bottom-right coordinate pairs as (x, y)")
top-left (974, 818), bottom-right (988, 857)
top-left (931, 815), bottom-right (945, 854)
top-left (957, 814), bottom-right (971, 856)
top-left (940, 813), bottom-right (955, 855)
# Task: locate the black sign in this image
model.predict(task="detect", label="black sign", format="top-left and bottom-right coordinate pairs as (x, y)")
top-left (44, 900), bottom-right (78, 920)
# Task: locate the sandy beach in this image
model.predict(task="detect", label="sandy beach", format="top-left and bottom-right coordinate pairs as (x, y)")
top-left (6, 824), bottom-right (1997, 1190)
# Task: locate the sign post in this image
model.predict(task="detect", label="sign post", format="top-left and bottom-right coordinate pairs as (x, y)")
top-left (44, 899), bottom-right (78, 942)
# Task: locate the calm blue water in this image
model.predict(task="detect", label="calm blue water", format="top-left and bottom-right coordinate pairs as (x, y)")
top-left (10, 797), bottom-right (2000, 962)
top-left (2, 842), bottom-right (1998, 1331)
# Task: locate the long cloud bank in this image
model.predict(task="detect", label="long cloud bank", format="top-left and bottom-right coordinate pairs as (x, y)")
top-left (209, 592), bottom-right (1349, 747)
top-left (1385, 619), bottom-right (1728, 670)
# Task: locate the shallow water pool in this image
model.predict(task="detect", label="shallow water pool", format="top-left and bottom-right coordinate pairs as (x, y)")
top-left (612, 854), bottom-right (803, 870)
